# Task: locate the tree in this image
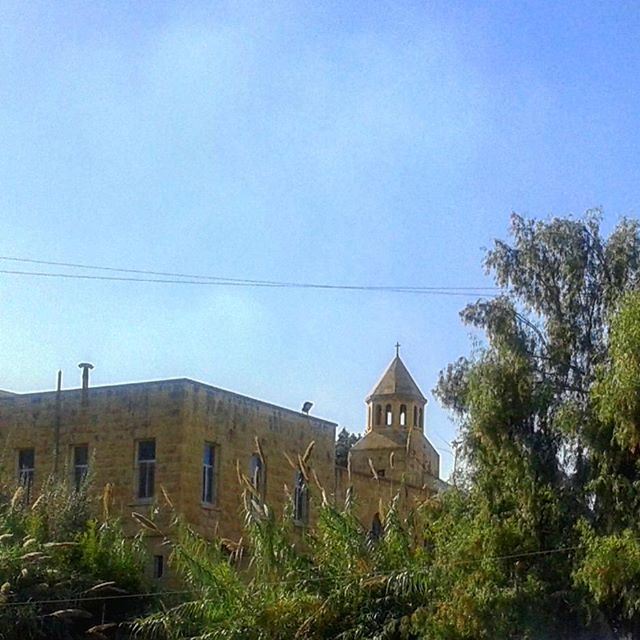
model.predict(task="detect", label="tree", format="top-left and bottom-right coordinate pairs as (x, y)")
top-left (436, 210), bottom-right (640, 637)
top-left (131, 211), bottom-right (640, 639)
top-left (335, 428), bottom-right (359, 468)
top-left (573, 291), bottom-right (640, 636)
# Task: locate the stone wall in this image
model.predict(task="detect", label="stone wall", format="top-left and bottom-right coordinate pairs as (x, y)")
top-left (0, 378), bottom-right (336, 551)
top-left (333, 466), bottom-right (435, 532)
top-left (0, 375), bottom-right (443, 582)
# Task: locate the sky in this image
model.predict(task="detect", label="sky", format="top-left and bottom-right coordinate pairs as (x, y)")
top-left (1, 1), bottom-right (640, 478)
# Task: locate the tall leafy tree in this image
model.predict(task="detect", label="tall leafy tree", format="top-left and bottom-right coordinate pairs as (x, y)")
top-left (436, 210), bottom-right (640, 637)
top-left (131, 211), bottom-right (640, 640)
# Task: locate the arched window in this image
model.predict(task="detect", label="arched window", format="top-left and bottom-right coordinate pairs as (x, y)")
top-left (371, 512), bottom-right (383, 540)
top-left (375, 404), bottom-right (382, 426)
top-left (399, 404), bottom-right (407, 426)
top-left (413, 406), bottom-right (418, 427)
top-left (293, 470), bottom-right (309, 524)
top-left (249, 453), bottom-right (265, 498)
top-left (385, 404), bottom-right (393, 426)
top-left (419, 408), bottom-right (423, 428)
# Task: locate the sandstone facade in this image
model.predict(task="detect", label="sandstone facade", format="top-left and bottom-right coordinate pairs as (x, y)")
top-left (0, 353), bottom-right (443, 581)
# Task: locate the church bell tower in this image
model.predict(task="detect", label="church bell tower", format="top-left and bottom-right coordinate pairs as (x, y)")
top-left (365, 343), bottom-right (427, 437)
top-left (348, 345), bottom-right (440, 486)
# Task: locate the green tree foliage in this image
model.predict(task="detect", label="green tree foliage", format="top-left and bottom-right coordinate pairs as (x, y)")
top-left (436, 211), bottom-right (640, 637)
top-left (335, 429), bottom-right (360, 468)
top-left (572, 291), bottom-right (640, 636)
top-left (132, 211), bottom-right (640, 639)
top-left (0, 479), bottom-right (151, 640)
top-left (13, 211), bottom-right (640, 639)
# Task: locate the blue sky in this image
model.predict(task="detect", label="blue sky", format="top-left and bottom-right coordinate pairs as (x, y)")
top-left (1, 1), bottom-right (639, 478)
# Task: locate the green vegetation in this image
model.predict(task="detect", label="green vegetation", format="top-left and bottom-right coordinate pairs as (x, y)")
top-left (133, 211), bottom-right (640, 639)
top-left (7, 211), bottom-right (640, 638)
top-left (0, 479), bottom-right (152, 639)
top-left (335, 428), bottom-right (360, 467)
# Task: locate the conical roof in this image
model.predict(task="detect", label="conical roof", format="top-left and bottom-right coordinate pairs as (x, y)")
top-left (366, 356), bottom-right (426, 402)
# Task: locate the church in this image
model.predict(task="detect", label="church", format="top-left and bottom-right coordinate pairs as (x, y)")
top-left (335, 349), bottom-right (444, 530)
top-left (0, 349), bottom-right (442, 579)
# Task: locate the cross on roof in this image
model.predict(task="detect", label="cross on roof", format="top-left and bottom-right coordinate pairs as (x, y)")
top-left (395, 342), bottom-right (401, 357)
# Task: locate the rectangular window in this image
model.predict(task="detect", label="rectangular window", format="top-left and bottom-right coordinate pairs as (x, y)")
top-left (202, 443), bottom-right (216, 505)
top-left (153, 554), bottom-right (164, 579)
top-left (137, 440), bottom-right (156, 500)
top-left (18, 448), bottom-right (35, 502)
top-left (73, 445), bottom-right (89, 491)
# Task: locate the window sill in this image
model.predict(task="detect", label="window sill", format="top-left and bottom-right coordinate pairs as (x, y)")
top-left (201, 502), bottom-right (221, 511)
top-left (129, 498), bottom-right (154, 507)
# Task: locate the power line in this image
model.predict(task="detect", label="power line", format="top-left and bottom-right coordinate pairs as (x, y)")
top-left (0, 256), bottom-right (499, 296)
top-left (0, 542), bottom-right (584, 608)
top-left (0, 588), bottom-right (189, 608)
top-left (0, 268), bottom-right (497, 296)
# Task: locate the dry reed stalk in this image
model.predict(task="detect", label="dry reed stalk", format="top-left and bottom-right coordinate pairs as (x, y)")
top-left (102, 483), bottom-right (113, 520)
top-left (50, 608), bottom-right (92, 620)
top-left (10, 486), bottom-right (24, 509)
top-left (302, 440), bottom-right (315, 463)
top-left (297, 455), bottom-right (310, 482)
top-left (44, 541), bottom-right (77, 549)
top-left (345, 485), bottom-right (354, 512)
top-left (283, 451), bottom-right (297, 470)
top-left (378, 497), bottom-right (385, 523)
top-left (160, 485), bottom-right (174, 509)
top-left (22, 537), bottom-right (36, 549)
top-left (84, 581), bottom-right (117, 593)
top-left (254, 435), bottom-right (266, 464)
top-left (310, 469), bottom-right (329, 505)
top-left (131, 511), bottom-right (163, 535)
top-left (20, 551), bottom-right (48, 562)
top-left (240, 472), bottom-right (260, 499)
top-left (311, 468), bottom-right (323, 491)
top-left (405, 425), bottom-right (413, 454)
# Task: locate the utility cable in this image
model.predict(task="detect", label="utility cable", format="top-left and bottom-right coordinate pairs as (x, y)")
top-left (0, 255), bottom-right (499, 295)
top-left (0, 268), bottom-right (499, 296)
top-left (0, 542), bottom-right (586, 608)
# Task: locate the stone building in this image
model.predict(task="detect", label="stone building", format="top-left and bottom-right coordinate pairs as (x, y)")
top-left (0, 350), bottom-right (442, 579)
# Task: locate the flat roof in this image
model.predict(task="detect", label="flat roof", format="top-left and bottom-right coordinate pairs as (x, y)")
top-left (0, 377), bottom-right (337, 428)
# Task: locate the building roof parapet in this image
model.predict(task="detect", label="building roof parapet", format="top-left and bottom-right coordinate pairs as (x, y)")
top-left (0, 377), bottom-right (337, 428)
